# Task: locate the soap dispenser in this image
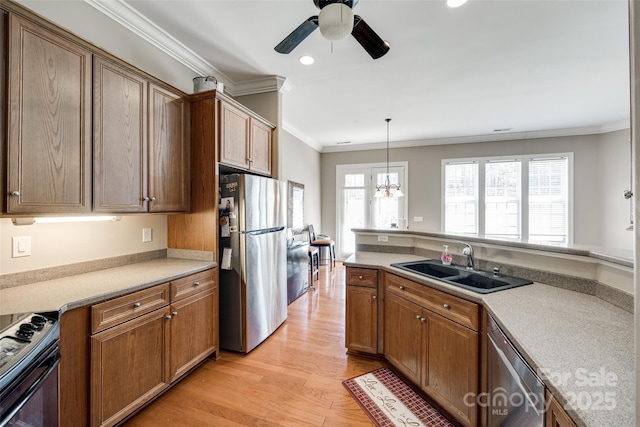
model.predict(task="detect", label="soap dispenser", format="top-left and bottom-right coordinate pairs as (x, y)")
top-left (441, 245), bottom-right (452, 265)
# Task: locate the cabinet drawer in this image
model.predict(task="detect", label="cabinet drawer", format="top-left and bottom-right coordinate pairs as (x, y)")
top-left (91, 284), bottom-right (170, 334)
top-left (386, 274), bottom-right (479, 331)
top-left (346, 267), bottom-right (378, 288)
top-left (170, 269), bottom-right (217, 302)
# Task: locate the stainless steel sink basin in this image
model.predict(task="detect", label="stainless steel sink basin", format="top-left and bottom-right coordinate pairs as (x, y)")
top-left (390, 259), bottom-right (533, 294)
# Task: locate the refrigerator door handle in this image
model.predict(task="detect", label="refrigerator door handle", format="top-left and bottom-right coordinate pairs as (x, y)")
top-left (240, 226), bottom-right (286, 236)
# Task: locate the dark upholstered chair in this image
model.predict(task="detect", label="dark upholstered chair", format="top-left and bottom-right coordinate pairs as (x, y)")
top-left (308, 224), bottom-right (335, 271)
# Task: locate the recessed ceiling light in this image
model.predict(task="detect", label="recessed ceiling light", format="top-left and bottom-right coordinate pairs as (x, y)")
top-left (447, 0), bottom-right (468, 7)
top-left (299, 55), bottom-right (315, 65)
top-left (336, 141), bottom-right (351, 145)
top-left (493, 128), bottom-right (513, 132)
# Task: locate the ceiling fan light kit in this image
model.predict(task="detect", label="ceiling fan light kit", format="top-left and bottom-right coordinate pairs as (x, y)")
top-left (274, 0), bottom-right (390, 59)
top-left (319, 3), bottom-right (354, 41)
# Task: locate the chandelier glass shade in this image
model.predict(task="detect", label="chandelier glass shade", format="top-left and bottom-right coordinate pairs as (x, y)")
top-left (318, 3), bottom-right (354, 41)
top-left (375, 118), bottom-right (404, 198)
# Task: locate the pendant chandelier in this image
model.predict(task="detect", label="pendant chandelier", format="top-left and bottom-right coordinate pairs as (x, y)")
top-left (375, 118), bottom-right (404, 198)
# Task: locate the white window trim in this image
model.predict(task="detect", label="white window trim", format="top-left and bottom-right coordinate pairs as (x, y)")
top-left (440, 153), bottom-right (574, 243)
top-left (336, 162), bottom-right (409, 258)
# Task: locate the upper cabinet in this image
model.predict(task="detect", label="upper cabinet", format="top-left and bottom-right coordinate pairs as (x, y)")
top-left (218, 97), bottom-right (274, 176)
top-left (94, 58), bottom-right (189, 213)
top-left (93, 56), bottom-right (148, 213)
top-left (6, 14), bottom-right (92, 214)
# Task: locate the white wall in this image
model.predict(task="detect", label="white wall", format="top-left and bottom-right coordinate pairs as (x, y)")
top-left (598, 129), bottom-right (633, 249)
top-left (280, 130), bottom-right (322, 233)
top-left (322, 131), bottom-right (630, 252)
top-left (0, 215), bottom-right (168, 274)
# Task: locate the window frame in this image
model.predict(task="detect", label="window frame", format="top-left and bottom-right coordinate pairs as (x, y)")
top-left (441, 153), bottom-right (574, 243)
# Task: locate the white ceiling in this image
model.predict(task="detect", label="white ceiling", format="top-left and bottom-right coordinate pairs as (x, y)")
top-left (26, 0), bottom-right (634, 152)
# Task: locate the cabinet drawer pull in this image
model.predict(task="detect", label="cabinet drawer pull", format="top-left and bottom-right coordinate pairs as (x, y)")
top-left (372, 295), bottom-right (377, 300)
top-left (194, 281), bottom-right (200, 287)
top-left (399, 286), bottom-right (405, 291)
top-left (133, 302), bottom-right (141, 308)
top-left (443, 303), bottom-right (451, 310)
top-left (358, 275), bottom-right (363, 280)
top-left (10, 191), bottom-right (19, 197)
top-left (172, 311), bottom-right (178, 316)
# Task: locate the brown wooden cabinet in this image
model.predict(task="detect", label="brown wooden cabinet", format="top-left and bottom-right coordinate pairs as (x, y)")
top-left (168, 269), bottom-right (219, 381)
top-left (91, 306), bottom-right (171, 427)
top-left (6, 13), bottom-right (92, 214)
top-left (95, 76), bottom-right (190, 213)
top-left (218, 97), bottom-right (273, 175)
top-left (546, 391), bottom-right (578, 427)
top-left (89, 268), bottom-right (217, 427)
top-left (148, 83), bottom-right (189, 212)
top-left (384, 273), bottom-right (479, 427)
top-left (345, 267), bottom-right (379, 355)
top-left (93, 56), bottom-right (148, 213)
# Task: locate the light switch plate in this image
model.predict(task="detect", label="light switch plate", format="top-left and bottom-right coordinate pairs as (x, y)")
top-left (142, 228), bottom-right (152, 243)
top-left (12, 236), bottom-right (31, 258)
top-left (378, 235), bottom-right (389, 242)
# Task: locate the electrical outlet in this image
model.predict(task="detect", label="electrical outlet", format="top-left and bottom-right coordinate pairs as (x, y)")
top-left (142, 228), bottom-right (152, 243)
top-left (12, 236), bottom-right (31, 258)
top-left (378, 235), bottom-right (389, 242)
top-left (413, 216), bottom-right (424, 222)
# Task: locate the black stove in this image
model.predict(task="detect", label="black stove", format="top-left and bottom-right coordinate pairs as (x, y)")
top-left (0, 311), bottom-right (59, 390)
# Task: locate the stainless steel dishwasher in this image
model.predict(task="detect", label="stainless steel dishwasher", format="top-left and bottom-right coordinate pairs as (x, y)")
top-left (487, 314), bottom-right (544, 426)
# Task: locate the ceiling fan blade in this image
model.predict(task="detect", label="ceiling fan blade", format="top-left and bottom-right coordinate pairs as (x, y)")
top-left (275, 16), bottom-right (319, 54)
top-left (351, 16), bottom-right (389, 59)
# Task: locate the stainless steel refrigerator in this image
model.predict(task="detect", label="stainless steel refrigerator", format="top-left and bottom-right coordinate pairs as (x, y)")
top-left (218, 174), bottom-right (288, 353)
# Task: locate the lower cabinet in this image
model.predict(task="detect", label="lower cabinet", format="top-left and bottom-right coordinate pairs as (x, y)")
top-left (89, 268), bottom-right (218, 427)
top-left (384, 273), bottom-right (479, 427)
top-left (546, 390), bottom-right (578, 427)
top-left (91, 307), bottom-right (171, 427)
top-left (345, 267), bottom-right (379, 355)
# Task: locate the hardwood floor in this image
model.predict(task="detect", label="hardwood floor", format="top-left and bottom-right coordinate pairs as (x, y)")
top-left (123, 262), bottom-right (383, 426)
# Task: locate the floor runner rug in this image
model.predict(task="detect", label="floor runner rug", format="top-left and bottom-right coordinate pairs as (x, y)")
top-left (342, 367), bottom-right (454, 427)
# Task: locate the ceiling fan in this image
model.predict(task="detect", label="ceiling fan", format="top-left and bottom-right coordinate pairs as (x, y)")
top-left (274, 0), bottom-right (390, 60)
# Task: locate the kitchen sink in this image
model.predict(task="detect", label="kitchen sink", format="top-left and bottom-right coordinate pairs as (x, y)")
top-left (390, 259), bottom-right (533, 294)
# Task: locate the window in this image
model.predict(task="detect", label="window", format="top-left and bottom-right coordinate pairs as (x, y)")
top-left (336, 163), bottom-right (408, 258)
top-left (443, 154), bottom-right (571, 243)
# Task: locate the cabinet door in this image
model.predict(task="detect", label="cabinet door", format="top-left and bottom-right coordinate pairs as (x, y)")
top-left (148, 83), bottom-right (189, 212)
top-left (7, 14), bottom-right (91, 213)
top-left (546, 391), bottom-right (577, 427)
top-left (422, 313), bottom-right (478, 427)
top-left (219, 101), bottom-right (250, 170)
top-left (345, 285), bottom-right (377, 354)
top-left (384, 291), bottom-right (423, 384)
top-left (93, 56), bottom-right (147, 212)
top-left (169, 287), bottom-right (218, 382)
top-left (249, 118), bottom-right (272, 175)
top-left (91, 307), bottom-right (170, 427)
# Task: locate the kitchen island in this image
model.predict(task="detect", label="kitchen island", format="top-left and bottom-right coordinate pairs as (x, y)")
top-left (344, 251), bottom-right (633, 427)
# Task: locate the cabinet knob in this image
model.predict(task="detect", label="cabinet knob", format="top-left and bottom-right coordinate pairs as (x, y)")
top-left (399, 286), bottom-right (405, 291)
top-left (9, 191), bottom-right (19, 197)
top-left (150, 196), bottom-right (156, 202)
top-left (420, 317), bottom-right (426, 323)
top-left (165, 315), bottom-right (172, 320)
top-left (372, 295), bottom-right (377, 300)
top-left (358, 275), bottom-right (363, 280)
top-left (143, 196), bottom-right (150, 202)
top-left (443, 303), bottom-right (451, 310)
top-left (194, 281), bottom-right (201, 287)
top-left (415, 315), bottom-right (421, 320)
top-left (133, 302), bottom-right (141, 308)
top-left (172, 311), bottom-right (178, 316)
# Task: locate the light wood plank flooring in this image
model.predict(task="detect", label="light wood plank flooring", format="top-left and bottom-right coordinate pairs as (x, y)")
top-left (123, 262), bottom-right (383, 426)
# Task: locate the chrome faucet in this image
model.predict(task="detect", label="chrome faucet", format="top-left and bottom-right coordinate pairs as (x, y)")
top-left (458, 241), bottom-right (474, 270)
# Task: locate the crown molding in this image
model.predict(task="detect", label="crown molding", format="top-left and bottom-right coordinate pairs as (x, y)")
top-left (83, 0), bottom-right (233, 85)
top-left (282, 120), bottom-right (323, 152)
top-left (320, 123), bottom-right (632, 153)
top-left (229, 76), bottom-right (288, 97)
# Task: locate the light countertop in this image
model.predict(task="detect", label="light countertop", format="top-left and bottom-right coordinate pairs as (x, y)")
top-left (0, 257), bottom-right (216, 315)
top-left (344, 251), bottom-right (634, 427)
